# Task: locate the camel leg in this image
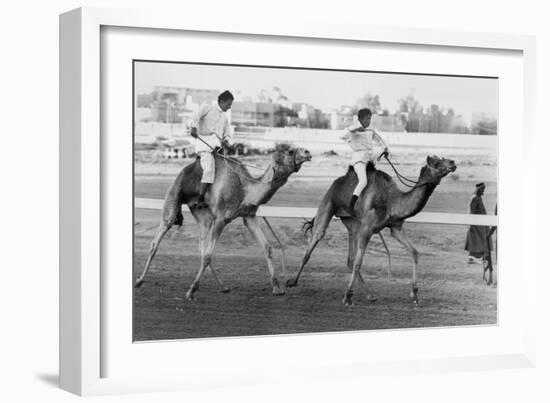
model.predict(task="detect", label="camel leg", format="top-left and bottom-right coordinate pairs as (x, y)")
top-left (343, 231), bottom-right (374, 306)
top-left (287, 207), bottom-right (334, 288)
top-left (135, 222), bottom-right (172, 288)
top-left (243, 217), bottom-right (285, 295)
top-left (341, 218), bottom-right (365, 284)
top-left (208, 264), bottom-right (230, 293)
top-left (378, 232), bottom-right (392, 281)
top-left (390, 225), bottom-right (420, 303)
top-left (197, 220), bottom-right (229, 293)
top-left (186, 219), bottom-right (226, 301)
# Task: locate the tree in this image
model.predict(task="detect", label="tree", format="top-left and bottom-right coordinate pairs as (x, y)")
top-left (273, 106), bottom-right (298, 127)
top-left (308, 109), bottom-right (330, 129)
top-left (397, 91), bottom-right (421, 114)
top-left (397, 91), bottom-right (423, 132)
top-left (356, 93), bottom-right (382, 114)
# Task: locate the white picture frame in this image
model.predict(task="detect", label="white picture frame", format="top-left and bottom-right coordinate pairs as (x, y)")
top-left (60, 6), bottom-right (537, 396)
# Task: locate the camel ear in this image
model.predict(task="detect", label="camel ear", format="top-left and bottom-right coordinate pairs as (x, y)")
top-left (271, 151), bottom-right (281, 166)
top-left (426, 155), bottom-right (434, 166)
top-left (262, 166), bottom-right (275, 183)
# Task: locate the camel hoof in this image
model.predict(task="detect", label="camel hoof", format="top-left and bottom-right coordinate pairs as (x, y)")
top-left (366, 294), bottom-right (377, 302)
top-left (186, 282), bottom-right (199, 301)
top-left (134, 279), bottom-right (144, 288)
top-left (220, 288), bottom-right (231, 294)
top-left (342, 297), bottom-right (353, 307)
top-left (286, 279), bottom-right (298, 288)
top-left (342, 292), bottom-right (353, 306)
top-left (410, 287), bottom-right (419, 304)
top-left (273, 288), bottom-right (286, 296)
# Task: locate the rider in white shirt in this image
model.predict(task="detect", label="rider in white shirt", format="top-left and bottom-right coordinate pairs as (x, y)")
top-left (340, 108), bottom-right (389, 212)
top-left (189, 90), bottom-right (234, 209)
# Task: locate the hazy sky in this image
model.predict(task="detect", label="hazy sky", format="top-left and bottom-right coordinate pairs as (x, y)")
top-left (135, 61), bottom-right (498, 120)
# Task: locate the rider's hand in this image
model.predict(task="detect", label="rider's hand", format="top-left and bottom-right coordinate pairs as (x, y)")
top-left (221, 138), bottom-right (230, 148)
top-left (383, 147), bottom-right (389, 157)
top-left (190, 127), bottom-right (198, 138)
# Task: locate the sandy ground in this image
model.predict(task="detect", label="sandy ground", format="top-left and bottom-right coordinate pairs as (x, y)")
top-left (133, 151), bottom-right (497, 341)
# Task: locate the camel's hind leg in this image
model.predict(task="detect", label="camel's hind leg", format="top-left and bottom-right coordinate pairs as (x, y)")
top-left (286, 206), bottom-right (334, 288)
top-left (186, 219), bottom-right (226, 301)
top-left (378, 232), bottom-right (392, 281)
top-left (191, 209), bottom-right (228, 293)
top-left (197, 219), bottom-right (229, 293)
top-left (343, 230), bottom-right (373, 306)
top-left (135, 222), bottom-right (172, 288)
top-left (390, 224), bottom-right (419, 303)
top-left (341, 217), bottom-right (365, 284)
top-left (135, 197), bottom-right (183, 288)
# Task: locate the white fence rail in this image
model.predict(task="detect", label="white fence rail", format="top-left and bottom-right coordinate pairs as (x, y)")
top-left (135, 198), bottom-right (497, 226)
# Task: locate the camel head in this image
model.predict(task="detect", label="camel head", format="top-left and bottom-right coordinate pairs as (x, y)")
top-left (271, 143), bottom-right (312, 174)
top-left (423, 155), bottom-right (457, 183)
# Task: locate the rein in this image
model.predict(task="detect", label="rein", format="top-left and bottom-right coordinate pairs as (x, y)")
top-left (195, 136), bottom-right (273, 183)
top-left (377, 152), bottom-right (419, 188)
top-left (377, 152), bottom-right (441, 189)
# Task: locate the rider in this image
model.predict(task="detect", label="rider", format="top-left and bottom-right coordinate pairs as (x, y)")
top-left (189, 90), bottom-right (234, 209)
top-left (340, 107), bottom-right (389, 212)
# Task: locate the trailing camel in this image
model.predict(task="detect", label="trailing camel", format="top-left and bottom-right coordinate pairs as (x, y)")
top-left (287, 155), bottom-right (457, 306)
top-left (135, 144), bottom-right (312, 300)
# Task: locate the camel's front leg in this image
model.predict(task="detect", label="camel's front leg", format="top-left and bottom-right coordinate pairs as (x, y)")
top-left (390, 225), bottom-right (419, 303)
top-left (243, 216), bottom-right (285, 295)
top-left (186, 219), bottom-right (226, 301)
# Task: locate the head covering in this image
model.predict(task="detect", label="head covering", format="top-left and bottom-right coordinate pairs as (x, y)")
top-left (475, 182), bottom-right (486, 189)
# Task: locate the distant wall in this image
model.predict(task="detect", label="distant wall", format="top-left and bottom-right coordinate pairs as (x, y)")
top-left (134, 123), bottom-right (497, 155)
top-left (234, 127), bottom-right (497, 155)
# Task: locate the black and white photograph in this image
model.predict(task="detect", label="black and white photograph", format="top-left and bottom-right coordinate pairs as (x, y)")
top-left (132, 60), bottom-right (498, 341)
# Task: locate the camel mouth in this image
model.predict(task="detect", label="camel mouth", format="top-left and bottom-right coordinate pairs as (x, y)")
top-left (296, 150), bottom-right (312, 164)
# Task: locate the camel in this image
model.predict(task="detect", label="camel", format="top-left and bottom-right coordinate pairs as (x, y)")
top-left (287, 155), bottom-right (457, 306)
top-left (135, 144), bottom-right (312, 300)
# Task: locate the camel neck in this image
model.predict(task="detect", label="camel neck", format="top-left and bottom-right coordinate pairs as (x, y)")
top-left (245, 164), bottom-right (291, 206)
top-left (392, 168), bottom-right (438, 220)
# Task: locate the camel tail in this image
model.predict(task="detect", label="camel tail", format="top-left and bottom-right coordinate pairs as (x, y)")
top-left (302, 218), bottom-right (315, 238)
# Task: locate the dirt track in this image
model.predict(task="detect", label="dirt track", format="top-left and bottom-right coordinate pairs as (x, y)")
top-left (133, 209), bottom-right (497, 341)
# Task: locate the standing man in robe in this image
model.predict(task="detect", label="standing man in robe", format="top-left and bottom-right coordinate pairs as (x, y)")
top-left (465, 182), bottom-right (492, 263)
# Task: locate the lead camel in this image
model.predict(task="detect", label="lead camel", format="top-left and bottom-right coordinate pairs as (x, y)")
top-left (287, 155), bottom-right (457, 306)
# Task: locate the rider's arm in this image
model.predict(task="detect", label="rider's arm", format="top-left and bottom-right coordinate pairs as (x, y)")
top-left (340, 129), bottom-right (351, 142)
top-left (340, 123), bottom-right (362, 141)
top-left (371, 128), bottom-right (389, 153)
top-left (188, 104), bottom-right (210, 133)
top-left (222, 116), bottom-right (232, 142)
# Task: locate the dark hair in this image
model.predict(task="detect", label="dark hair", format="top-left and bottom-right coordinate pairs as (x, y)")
top-left (218, 90), bottom-right (234, 102)
top-left (357, 108), bottom-right (372, 121)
